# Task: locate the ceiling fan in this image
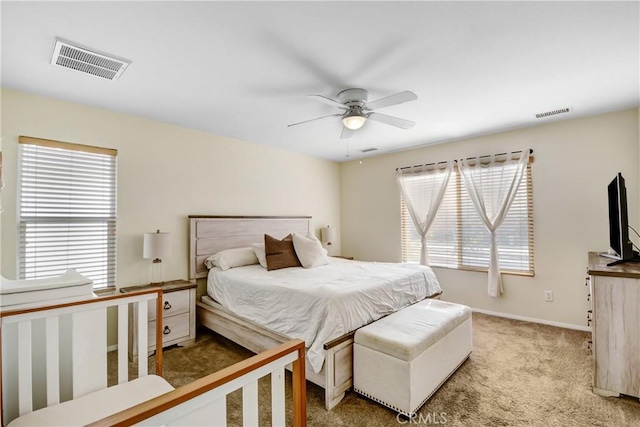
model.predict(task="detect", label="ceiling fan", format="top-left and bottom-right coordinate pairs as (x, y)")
top-left (288, 88), bottom-right (418, 139)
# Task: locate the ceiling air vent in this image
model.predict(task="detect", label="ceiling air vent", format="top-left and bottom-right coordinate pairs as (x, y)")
top-left (50, 39), bottom-right (130, 81)
top-left (535, 107), bottom-right (571, 119)
top-left (361, 148), bottom-right (378, 153)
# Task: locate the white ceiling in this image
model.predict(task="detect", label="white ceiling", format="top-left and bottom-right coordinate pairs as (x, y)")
top-left (2, 1), bottom-right (638, 162)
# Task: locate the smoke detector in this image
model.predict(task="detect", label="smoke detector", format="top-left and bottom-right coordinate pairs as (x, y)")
top-left (50, 38), bottom-right (130, 81)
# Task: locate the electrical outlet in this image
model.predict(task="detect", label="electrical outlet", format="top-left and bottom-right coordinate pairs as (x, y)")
top-left (544, 290), bottom-right (553, 302)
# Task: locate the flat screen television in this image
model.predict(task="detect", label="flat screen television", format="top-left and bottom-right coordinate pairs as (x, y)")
top-left (606, 172), bottom-right (639, 266)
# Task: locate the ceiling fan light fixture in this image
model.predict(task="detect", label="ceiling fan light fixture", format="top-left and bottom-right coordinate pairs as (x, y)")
top-left (289, 88), bottom-right (418, 138)
top-left (342, 111), bottom-right (367, 130)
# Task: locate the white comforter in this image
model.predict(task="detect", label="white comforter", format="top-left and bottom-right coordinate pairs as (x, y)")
top-left (208, 258), bottom-right (442, 373)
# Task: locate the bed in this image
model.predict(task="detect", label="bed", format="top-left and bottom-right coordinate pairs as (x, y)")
top-left (190, 215), bottom-right (442, 410)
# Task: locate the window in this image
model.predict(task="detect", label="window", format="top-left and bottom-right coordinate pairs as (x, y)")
top-left (18, 136), bottom-right (117, 289)
top-left (401, 162), bottom-right (534, 275)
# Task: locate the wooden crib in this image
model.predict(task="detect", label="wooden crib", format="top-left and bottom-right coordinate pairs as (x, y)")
top-left (1, 289), bottom-right (306, 426)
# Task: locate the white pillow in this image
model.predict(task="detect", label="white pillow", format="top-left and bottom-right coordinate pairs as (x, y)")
top-left (292, 232), bottom-right (329, 268)
top-left (251, 243), bottom-right (267, 268)
top-left (204, 247), bottom-right (258, 271)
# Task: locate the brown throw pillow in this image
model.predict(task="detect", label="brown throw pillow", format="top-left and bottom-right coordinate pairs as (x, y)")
top-left (264, 234), bottom-right (302, 271)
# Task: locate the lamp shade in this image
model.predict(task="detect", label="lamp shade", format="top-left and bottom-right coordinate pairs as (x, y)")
top-left (143, 230), bottom-right (172, 260)
top-left (321, 226), bottom-right (337, 246)
top-left (342, 114), bottom-right (367, 130)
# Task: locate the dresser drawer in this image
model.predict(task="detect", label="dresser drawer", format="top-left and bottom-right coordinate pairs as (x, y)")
top-left (148, 289), bottom-right (190, 321)
top-left (148, 312), bottom-right (190, 346)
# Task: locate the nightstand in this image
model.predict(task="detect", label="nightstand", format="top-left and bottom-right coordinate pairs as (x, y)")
top-left (120, 279), bottom-right (197, 362)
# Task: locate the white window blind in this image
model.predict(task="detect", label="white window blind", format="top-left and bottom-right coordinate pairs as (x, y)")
top-left (402, 162), bottom-right (534, 274)
top-left (18, 136), bottom-right (117, 289)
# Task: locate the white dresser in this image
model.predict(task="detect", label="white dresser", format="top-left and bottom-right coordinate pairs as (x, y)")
top-left (587, 252), bottom-right (640, 399)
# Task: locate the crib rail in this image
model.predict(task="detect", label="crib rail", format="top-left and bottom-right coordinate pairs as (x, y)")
top-left (91, 338), bottom-right (307, 427)
top-left (1, 289), bottom-right (163, 426)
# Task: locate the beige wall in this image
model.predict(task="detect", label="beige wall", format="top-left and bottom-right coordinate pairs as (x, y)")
top-left (0, 129), bottom-right (3, 272)
top-left (340, 109), bottom-right (639, 328)
top-left (1, 88), bottom-right (341, 343)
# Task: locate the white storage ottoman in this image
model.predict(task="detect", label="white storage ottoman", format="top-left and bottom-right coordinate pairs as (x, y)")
top-left (354, 299), bottom-right (472, 416)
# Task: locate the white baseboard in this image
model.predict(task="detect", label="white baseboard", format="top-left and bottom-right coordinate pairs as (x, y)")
top-left (471, 307), bottom-right (591, 332)
top-left (107, 344), bottom-right (118, 353)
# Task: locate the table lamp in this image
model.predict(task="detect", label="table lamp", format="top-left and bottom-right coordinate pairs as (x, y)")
top-left (143, 230), bottom-right (171, 285)
top-left (321, 225), bottom-right (337, 247)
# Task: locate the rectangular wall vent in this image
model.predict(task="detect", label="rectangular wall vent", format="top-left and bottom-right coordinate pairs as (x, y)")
top-left (361, 148), bottom-right (378, 153)
top-left (535, 107), bottom-right (571, 119)
top-left (50, 39), bottom-right (130, 81)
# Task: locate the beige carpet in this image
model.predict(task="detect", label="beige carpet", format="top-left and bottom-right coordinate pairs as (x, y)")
top-left (110, 313), bottom-right (640, 426)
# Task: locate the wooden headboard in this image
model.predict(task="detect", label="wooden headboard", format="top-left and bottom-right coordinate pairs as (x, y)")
top-left (189, 216), bottom-right (311, 280)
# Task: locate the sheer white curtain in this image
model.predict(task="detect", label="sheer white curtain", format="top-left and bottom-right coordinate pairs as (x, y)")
top-left (459, 150), bottom-right (530, 297)
top-left (396, 162), bottom-right (453, 265)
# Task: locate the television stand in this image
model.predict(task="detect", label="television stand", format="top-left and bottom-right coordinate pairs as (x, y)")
top-left (588, 252), bottom-right (640, 400)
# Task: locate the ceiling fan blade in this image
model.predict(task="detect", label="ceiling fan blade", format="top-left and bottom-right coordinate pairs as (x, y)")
top-left (367, 112), bottom-right (415, 130)
top-left (309, 95), bottom-right (348, 110)
top-left (366, 91), bottom-right (417, 111)
top-left (341, 126), bottom-right (355, 139)
top-left (287, 113), bottom-right (343, 128)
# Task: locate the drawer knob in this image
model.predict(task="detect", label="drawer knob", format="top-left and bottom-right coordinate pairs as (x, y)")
top-left (164, 301), bottom-right (172, 310)
top-left (163, 325), bottom-right (171, 335)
